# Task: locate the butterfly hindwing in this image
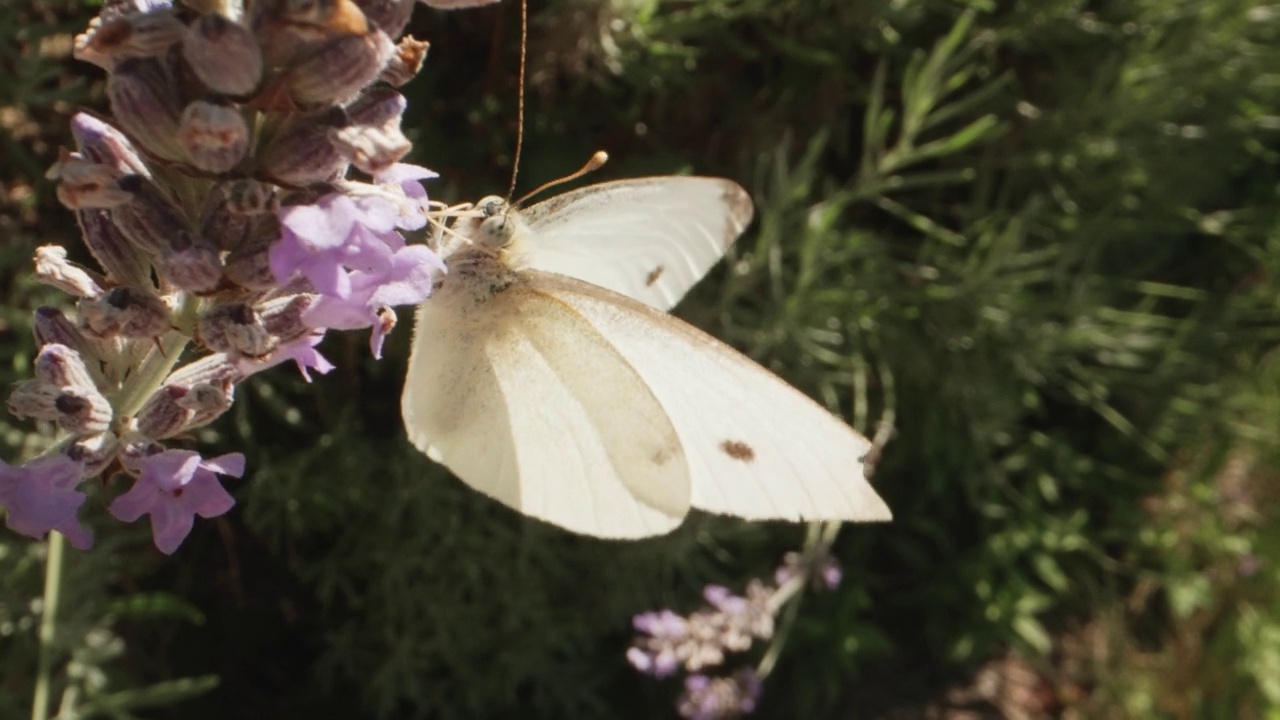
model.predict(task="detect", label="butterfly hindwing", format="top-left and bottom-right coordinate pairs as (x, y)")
top-left (525, 271), bottom-right (892, 523)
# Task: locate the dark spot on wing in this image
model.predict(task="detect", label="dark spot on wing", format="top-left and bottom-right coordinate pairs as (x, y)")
top-left (645, 265), bottom-right (665, 287)
top-left (650, 443), bottom-right (680, 466)
top-left (720, 439), bottom-right (755, 462)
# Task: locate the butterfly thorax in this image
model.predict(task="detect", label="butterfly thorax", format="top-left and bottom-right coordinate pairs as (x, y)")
top-left (433, 198), bottom-right (533, 307)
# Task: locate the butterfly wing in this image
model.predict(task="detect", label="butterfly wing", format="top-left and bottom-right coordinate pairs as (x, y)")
top-left (402, 272), bottom-right (692, 538)
top-left (516, 177), bottom-right (754, 311)
top-left (526, 271), bottom-right (893, 523)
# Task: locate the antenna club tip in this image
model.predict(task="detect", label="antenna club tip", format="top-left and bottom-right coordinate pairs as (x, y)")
top-left (589, 151), bottom-right (609, 168)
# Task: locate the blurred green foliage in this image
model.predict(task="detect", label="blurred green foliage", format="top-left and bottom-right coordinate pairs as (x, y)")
top-left (2, 0), bottom-right (1279, 718)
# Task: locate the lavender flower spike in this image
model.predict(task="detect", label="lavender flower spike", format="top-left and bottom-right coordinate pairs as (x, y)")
top-left (677, 671), bottom-right (762, 720)
top-left (8, 0), bottom-right (448, 553)
top-left (627, 550), bottom-right (844, 719)
top-left (627, 610), bottom-right (687, 678)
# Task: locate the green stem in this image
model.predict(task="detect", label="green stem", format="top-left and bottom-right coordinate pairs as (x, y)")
top-left (31, 531), bottom-right (65, 720)
top-left (111, 295), bottom-right (201, 420)
top-left (757, 573), bottom-right (805, 679)
top-left (757, 522), bottom-right (842, 679)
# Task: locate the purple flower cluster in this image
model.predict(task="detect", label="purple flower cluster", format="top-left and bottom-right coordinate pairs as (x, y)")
top-left (2, 0), bottom-right (496, 554)
top-left (627, 581), bottom-right (776, 678)
top-left (627, 551), bottom-right (844, 720)
top-left (678, 671), bottom-right (763, 720)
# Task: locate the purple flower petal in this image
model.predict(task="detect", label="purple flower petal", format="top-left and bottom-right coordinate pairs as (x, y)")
top-left (374, 163), bottom-right (437, 230)
top-left (374, 162), bottom-right (439, 185)
top-left (203, 452), bottom-right (247, 477)
top-left (270, 229), bottom-right (353, 297)
top-left (301, 245), bottom-right (440, 358)
top-left (109, 449), bottom-right (243, 554)
top-left (677, 671), bottom-right (762, 720)
top-left (280, 196), bottom-right (362, 251)
top-left (703, 585), bottom-right (748, 615)
top-left (0, 456), bottom-right (92, 548)
top-left (237, 333), bottom-right (336, 382)
top-left (270, 189), bottom-right (428, 299)
top-left (351, 196), bottom-right (400, 234)
top-left (369, 246), bottom-right (442, 307)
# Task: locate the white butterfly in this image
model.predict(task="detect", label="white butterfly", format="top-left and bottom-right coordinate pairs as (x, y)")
top-left (401, 176), bottom-right (892, 538)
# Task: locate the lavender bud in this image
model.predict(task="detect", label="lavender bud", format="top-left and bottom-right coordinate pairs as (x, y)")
top-left (260, 294), bottom-right (315, 341)
top-left (107, 58), bottom-right (185, 161)
top-left (259, 107), bottom-right (351, 185)
top-left (201, 192), bottom-right (255, 253)
top-left (346, 84), bottom-right (404, 126)
top-left (224, 233), bottom-right (279, 289)
top-left (198, 302), bottom-right (276, 358)
top-left (74, 17), bottom-right (121, 70)
top-left (266, 0), bottom-right (371, 38)
top-left (677, 671), bottom-right (762, 720)
top-left (67, 432), bottom-right (120, 476)
top-left (74, 8), bottom-right (187, 68)
top-left (35, 344), bottom-right (99, 391)
top-left (739, 581), bottom-right (776, 640)
top-left (157, 232), bottom-right (224, 293)
top-left (287, 29), bottom-right (395, 105)
top-left (179, 0), bottom-right (241, 16)
top-left (112, 174), bottom-right (190, 255)
top-left (75, 209), bottom-right (153, 290)
top-left (135, 385), bottom-right (195, 438)
top-left (48, 153), bottom-right (133, 209)
top-left (35, 307), bottom-right (93, 352)
top-left (774, 550), bottom-right (842, 590)
top-left (54, 389), bottom-right (114, 435)
top-left (183, 13), bottom-right (264, 96)
top-left (119, 431), bottom-right (165, 475)
top-left (34, 246), bottom-right (106, 299)
top-left (33, 310), bottom-right (107, 389)
top-left (166, 353), bottom-right (241, 387)
top-left (246, 0), bottom-right (308, 68)
top-left (179, 380), bottom-right (235, 430)
top-left (335, 87), bottom-right (409, 174)
top-left (7, 381), bottom-right (62, 422)
top-left (71, 113), bottom-right (151, 178)
top-left (330, 124), bottom-right (409, 175)
top-left (80, 286), bottom-right (172, 339)
top-left (222, 179), bottom-right (281, 215)
top-left (177, 100), bottom-right (250, 173)
top-left (379, 35), bottom-right (429, 87)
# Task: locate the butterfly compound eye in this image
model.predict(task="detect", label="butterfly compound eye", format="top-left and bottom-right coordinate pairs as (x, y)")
top-left (476, 196), bottom-right (506, 217)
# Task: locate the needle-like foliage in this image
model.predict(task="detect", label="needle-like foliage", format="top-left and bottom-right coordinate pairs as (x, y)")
top-left (1, 0), bottom-right (1279, 718)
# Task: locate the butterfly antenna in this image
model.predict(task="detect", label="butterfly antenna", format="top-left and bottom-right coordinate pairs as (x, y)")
top-left (505, 0), bottom-right (528, 202)
top-left (516, 150), bottom-right (609, 206)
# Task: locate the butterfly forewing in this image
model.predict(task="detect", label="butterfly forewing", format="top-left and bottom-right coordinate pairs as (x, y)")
top-left (517, 177), bottom-right (754, 311)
